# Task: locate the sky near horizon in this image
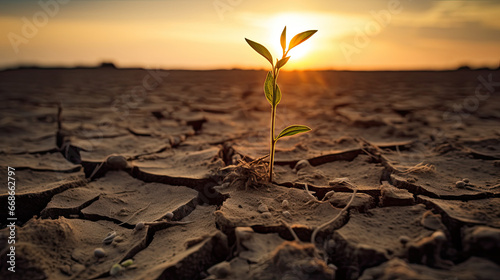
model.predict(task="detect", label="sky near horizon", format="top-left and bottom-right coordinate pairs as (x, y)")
top-left (0, 0), bottom-right (499, 70)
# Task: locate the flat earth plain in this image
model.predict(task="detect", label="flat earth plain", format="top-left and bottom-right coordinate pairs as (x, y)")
top-left (0, 68), bottom-right (499, 279)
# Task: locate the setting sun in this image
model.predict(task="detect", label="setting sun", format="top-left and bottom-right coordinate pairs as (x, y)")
top-left (268, 13), bottom-right (319, 60)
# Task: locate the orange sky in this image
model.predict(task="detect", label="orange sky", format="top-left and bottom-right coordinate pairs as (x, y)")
top-left (0, 0), bottom-right (499, 70)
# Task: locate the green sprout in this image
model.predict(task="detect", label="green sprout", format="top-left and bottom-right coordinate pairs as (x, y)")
top-left (245, 26), bottom-right (317, 182)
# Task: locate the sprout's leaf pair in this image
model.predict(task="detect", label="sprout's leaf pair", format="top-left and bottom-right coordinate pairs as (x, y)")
top-left (289, 30), bottom-right (317, 51)
top-left (264, 71), bottom-right (281, 106)
top-left (245, 38), bottom-right (273, 66)
top-left (280, 27), bottom-right (317, 53)
top-left (276, 125), bottom-right (311, 141)
top-left (245, 27), bottom-right (317, 68)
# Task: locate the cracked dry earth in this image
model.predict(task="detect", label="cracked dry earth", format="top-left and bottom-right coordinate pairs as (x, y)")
top-left (1, 68), bottom-right (500, 280)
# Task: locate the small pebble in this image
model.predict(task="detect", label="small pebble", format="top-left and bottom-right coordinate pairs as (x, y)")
top-left (463, 178), bottom-right (470, 183)
top-left (103, 231), bottom-right (116, 245)
top-left (257, 203), bottom-right (269, 213)
top-left (165, 212), bottom-right (174, 221)
top-left (294, 159), bottom-right (311, 172)
top-left (94, 248), bottom-right (106, 258)
top-left (109, 263), bottom-right (123, 276)
top-left (106, 155), bottom-right (128, 170)
top-left (456, 180), bottom-right (466, 188)
top-left (281, 200), bottom-right (289, 209)
top-left (135, 222), bottom-right (145, 231)
top-left (432, 231), bottom-right (446, 241)
top-left (262, 212), bottom-right (272, 219)
top-left (120, 259), bottom-right (134, 267)
top-left (399, 235), bottom-right (410, 247)
top-left (282, 210), bottom-right (291, 219)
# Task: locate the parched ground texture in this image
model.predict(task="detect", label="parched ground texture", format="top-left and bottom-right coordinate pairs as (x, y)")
top-left (0, 68), bottom-right (499, 280)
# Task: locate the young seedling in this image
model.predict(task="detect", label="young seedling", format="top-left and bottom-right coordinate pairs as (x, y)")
top-left (245, 26), bottom-right (317, 182)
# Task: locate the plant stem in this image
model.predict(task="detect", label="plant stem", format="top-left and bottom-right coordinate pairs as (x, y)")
top-left (269, 104), bottom-right (276, 182)
top-left (268, 55), bottom-right (284, 183)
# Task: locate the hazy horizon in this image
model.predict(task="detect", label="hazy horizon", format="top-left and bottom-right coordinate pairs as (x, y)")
top-left (1, 0), bottom-right (499, 71)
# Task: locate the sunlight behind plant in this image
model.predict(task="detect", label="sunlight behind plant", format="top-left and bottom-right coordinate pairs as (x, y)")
top-left (267, 13), bottom-right (321, 61)
top-left (262, 12), bottom-right (363, 69)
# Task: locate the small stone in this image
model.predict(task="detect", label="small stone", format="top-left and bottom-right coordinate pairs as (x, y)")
top-left (294, 159), bottom-right (311, 172)
top-left (207, 261), bottom-right (231, 278)
top-left (120, 259), bottom-right (134, 267)
top-left (94, 248), bottom-right (106, 258)
top-left (135, 222), bottom-right (145, 231)
top-left (463, 178), bottom-right (470, 184)
top-left (103, 231), bottom-right (116, 245)
top-left (114, 236), bottom-right (124, 243)
top-left (165, 212), bottom-right (174, 221)
top-left (456, 181), bottom-right (466, 188)
top-left (399, 235), bottom-right (410, 247)
top-left (281, 200), bottom-right (289, 209)
top-left (109, 263), bottom-right (123, 276)
top-left (257, 203), bottom-right (269, 213)
top-left (106, 155), bottom-right (128, 170)
top-left (282, 210), bottom-right (291, 218)
top-left (432, 231), bottom-right (446, 242)
top-left (262, 212), bottom-right (272, 219)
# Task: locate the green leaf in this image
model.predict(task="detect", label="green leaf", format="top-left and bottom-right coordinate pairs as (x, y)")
top-left (245, 38), bottom-right (273, 66)
top-left (288, 30), bottom-right (317, 50)
top-left (276, 56), bottom-right (290, 69)
top-left (273, 83), bottom-right (281, 106)
top-left (276, 125), bottom-right (311, 141)
top-left (264, 71), bottom-right (274, 105)
top-left (280, 26), bottom-right (286, 54)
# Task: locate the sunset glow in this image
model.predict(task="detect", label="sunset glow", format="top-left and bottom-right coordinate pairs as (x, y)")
top-left (0, 0), bottom-right (499, 70)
